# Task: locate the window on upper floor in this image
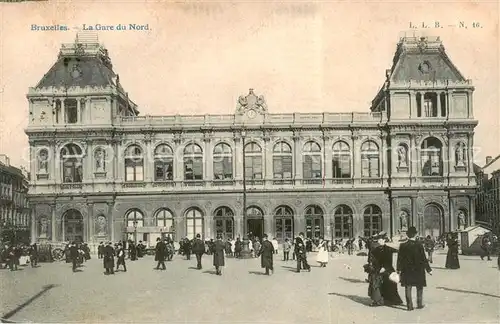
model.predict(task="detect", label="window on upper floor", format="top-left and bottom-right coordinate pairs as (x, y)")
top-left (361, 141), bottom-right (380, 178)
top-left (124, 145), bottom-right (144, 182)
top-left (64, 99), bottom-right (78, 124)
top-left (244, 142), bottom-right (263, 180)
top-left (154, 144), bottom-right (173, 181)
top-left (61, 143), bottom-right (83, 183)
top-left (213, 143), bottom-right (233, 180)
top-left (184, 143), bottom-right (203, 180)
top-left (421, 137), bottom-right (443, 176)
top-left (273, 141), bottom-right (292, 179)
top-left (302, 141), bottom-right (322, 179)
top-left (332, 141), bottom-right (351, 178)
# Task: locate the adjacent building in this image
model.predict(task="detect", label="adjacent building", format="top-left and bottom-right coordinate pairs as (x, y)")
top-left (0, 154), bottom-right (31, 244)
top-left (25, 33), bottom-right (478, 248)
top-left (475, 155), bottom-right (500, 234)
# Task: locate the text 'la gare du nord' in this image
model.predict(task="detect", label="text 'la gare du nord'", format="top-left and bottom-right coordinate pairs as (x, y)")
top-left (82, 24), bottom-right (150, 31)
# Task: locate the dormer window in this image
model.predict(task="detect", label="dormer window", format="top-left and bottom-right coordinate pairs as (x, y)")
top-left (64, 99), bottom-right (78, 123)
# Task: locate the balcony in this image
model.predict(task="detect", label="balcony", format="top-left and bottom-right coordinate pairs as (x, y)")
top-left (60, 183), bottom-right (82, 190)
top-left (212, 180), bottom-right (236, 186)
top-left (152, 181), bottom-right (175, 188)
top-left (182, 180), bottom-right (204, 187)
top-left (360, 179), bottom-right (382, 185)
top-left (123, 182), bottom-right (146, 188)
top-left (272, 179), bottom-right (294, 185)
top-left (421, 176), bottom-right (444, 183)
top-left (302, 179), bottom-right (323, 185)
top-left (245, 180), bottom-right (264, 186)
top-left (331, 179), bottom-right (354, 185)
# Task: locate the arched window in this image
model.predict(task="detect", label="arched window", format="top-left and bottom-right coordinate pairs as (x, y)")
top-left (421, 137), bottom-right (443, 176)
top-left (155, 208), bottom-right (174, 230)
top-left (60, 144), bottom-right (83, 183)
top-left (185, 207), bottom-right (203, 239)
top-left (273, 142), bottom-right (292, 179)
top-left (332, 141), bottom-right (351, 178)
top-left (125, 145), bottom-right (144, 182)
top-left (363, 205), bottom-right (382, 237)
top-left (246, 206), bottom-right (264, 218)
top-left (213, 143), bottom-right (233, 180)
top-left (184, 143), bottom-right (203, 180)
top-left (126, 209), bottom-right (144, 227)
top-left (62, 209), bottom-right (84, 242)
top-left (454, 142), bottom-right (466, 169)
top-left (214, 206), bottom-right (234, 239)
top-left (305, 205), bottom-right (323, 239)
top-left (302, 141), bottom-right (322, 179)
top-left (274, 205), bottom-right (293, 240)
top-left (334, 205), bottom-right (353, 238)
top-left (244, 142), bottom-right (263, 180)
top-left (361, 141), bottom-right (379, 178)
top-left (154, 144), bottom-right (174, 181)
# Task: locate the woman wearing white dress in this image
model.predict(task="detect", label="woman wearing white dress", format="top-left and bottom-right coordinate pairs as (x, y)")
top-left (316, 238), bottom-right (329, 267)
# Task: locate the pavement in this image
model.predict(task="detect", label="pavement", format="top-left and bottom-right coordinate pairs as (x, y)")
top-left (0, 250), bottom-right (499, 323)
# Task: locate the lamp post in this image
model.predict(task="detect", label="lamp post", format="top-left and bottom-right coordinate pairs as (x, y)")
top-left (329, 220), bottom-right (334, 252)
top-left (241, 130), bottom-right (252, 259)
top-left (133, 220), bottom-right (138, 244)
top-left (347, 216), bottom-right (353, 239)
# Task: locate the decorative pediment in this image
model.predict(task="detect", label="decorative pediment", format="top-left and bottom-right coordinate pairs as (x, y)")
top-left (236, 88), bottom-right (267, 116)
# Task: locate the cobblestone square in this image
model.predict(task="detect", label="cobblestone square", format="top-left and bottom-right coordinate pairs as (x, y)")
top-left (1, 251), bottom-right (499, 323)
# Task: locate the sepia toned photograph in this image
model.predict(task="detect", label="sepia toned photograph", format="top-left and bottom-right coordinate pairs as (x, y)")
top-left (0, 1), bottom-right (498, 323)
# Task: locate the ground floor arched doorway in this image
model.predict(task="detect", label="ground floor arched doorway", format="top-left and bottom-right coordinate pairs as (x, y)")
top-left (63, 209), bottom-right (84, 243)
top-left (423, 204), bottom-right (443, 238)
top-left (246, 206), bottom-right (264, 239)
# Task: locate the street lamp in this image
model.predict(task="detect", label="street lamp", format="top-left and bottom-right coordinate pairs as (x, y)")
top-left (241, 130), bottom-right (247, 236)
top-left (347, 216), bottom-right (353, 239)
top-left (133, 220), bottom-right (138, 244)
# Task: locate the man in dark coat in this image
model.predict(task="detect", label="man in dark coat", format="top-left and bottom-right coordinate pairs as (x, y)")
top-left (29, 243), bottom-right (38, 268)
top-left (98, 242), bottom-right (104, 259)
top-left (397, 226), bottom-right (432, 311)
top-left (257, 234), bottom-right (274, 275)
top-left (155, 238), bottom-right (167, 270)
top-left (234, 237), bottom-right (242, 259)
top-left (69, 242), bottom-right (79, 272)
top-left (103, 242), bottom-right (115, 275)
top-left (213, 235), bottom-right (225, 276)
top-left (116, 242), bottom-right (127, 272)
top-left (129, 241), bottom-right (137, 261)
top-left (192, 234), bottom-right (205, 270)
top-left (137, 241), bottom-right (144, 258)
top-left (480, 235), bottom-right (492, 261)
top-left (294, 232), bottom-right (311, 273)
top-left (184, 238), bottom-right (192, 260)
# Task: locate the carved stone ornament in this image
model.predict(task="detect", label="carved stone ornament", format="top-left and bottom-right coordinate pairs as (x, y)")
top-left (205, 201), bottom-right (212, 209)
top-left (236, 88), bottom-right (268, 115)
top-left (295, 200), bottom-right (302, 207)
top-left (96, 215), bottom-right (107, 236)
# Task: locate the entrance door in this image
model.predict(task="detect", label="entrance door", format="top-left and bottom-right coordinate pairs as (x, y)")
top-left (247, 219), bottom-right (264, 239)
top-left (423, 204), bottom-right (443, 238)
top-left (63, 209), bottom-right (84, 243)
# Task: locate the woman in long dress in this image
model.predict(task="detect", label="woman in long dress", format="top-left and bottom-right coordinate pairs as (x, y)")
top-left (445, 232), bottom-right (460, 269)
top-left (368, 237), bottom-right (403, 307)
top-left (316, 238), bottom-right (329, 267)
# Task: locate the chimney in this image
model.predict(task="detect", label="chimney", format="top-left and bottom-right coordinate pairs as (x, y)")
top-left (486, 156), bottom-right (493, 165)
top-left (0, 154), bottom-right (10, 166)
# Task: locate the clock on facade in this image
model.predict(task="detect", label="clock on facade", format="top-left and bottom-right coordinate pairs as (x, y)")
top-left (246, 109), bottom-right (257, 119)
top-left (71, 65), bottom-right (82, 79)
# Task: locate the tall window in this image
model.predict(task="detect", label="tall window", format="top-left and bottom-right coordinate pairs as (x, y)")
top-left (363, 205), bottom-right (382, 237)
top-left (273, 142), bottom-right (293, 179)
top-left (214, 206), bottom-right (234, 239)
top-left (244, 142), bottom-right (263, 180)
top-left (154, 144), bottom-right (174, 181)
top-left (421, 137), bottom-right (443, 176)
top-left (332, 141), bottom-right (351, 178)
top-left (125, 145), bottom-right (144, 182)
top-left (334, 205), bottom-right (353, 238)
top-left (423, 93), bottom-right (438, 117)
top-left (302, 141), bottom-right (322, 179)
top-left (64, 99), bottom-right (78, 124)
top-left (361, 141), bottom-right (380, 178)
top-left (184, 143), bottom-right (203, 180)
top-left (213, 143), bottom-right (233, 180)
top-left (305, 205), bottom-right (323, 239)
top-left (274, 205), bottom-right (293, 240)
top-left (155, 208), bottom-right (174, 230)
top-left (185, 208), bottom-right (203, 239)
top-left (126, 209), bottom-right (144, 227)
top-left (61, 143), bottom-right (83, 183)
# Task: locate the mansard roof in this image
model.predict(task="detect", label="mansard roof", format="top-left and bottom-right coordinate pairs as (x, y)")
top-left (388, 36), bottom-right (467, 83)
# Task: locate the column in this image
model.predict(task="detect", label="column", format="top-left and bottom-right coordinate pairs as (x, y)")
top-left (265, 217), bottom-right (273, 237)
top-left (411, 197), bottom-right (417, 227)
top-left (467, 133), bottom-right (473, 180)
top-left (51, 99), bottom-right (56, 125)
top-left (51, 140), bottom-right (58, 183)
top-left (264, 135), bottom-right (272, 182)
top-left (174, 139), bottom-right (183, 182)
top-left (234, 135), bottom-right (242, 181)
top-left (77, 98), bottom-right (81, 123)
top-left (84, 141), bottom-right (91, 182)
top-left (410, 135), bottom-right (418, 180)
top-left (410, 91), bottom-right (417, 118)
top-left (234, 215), bottom-right (243, 238)
top-left (323, 135), bottom-right (332, 180)
top-left (293, 133), bottom-right (302, 180)
top-left (204, 137), bottom-right (213, 183)
top-left (205, 215), bottom-right (213, 239)
top-left (144, 139), bottom-right (153, 182)
top-left (113, 140), bottom-right (122, 182)
top-left (352, 135), bottom-right (360, 180)
top-left (380, 135), bottom-right (387, 180)
top-left (50, 203), bottom-right (56, 242)
top-left (31, 205), bottom-right (36, 244)
top-left (87, 203), bottom-right (94, 243)
top-left (467, 90), bottom-right (473, 118)
top-left (107, 202), bottom-right (115, 242)
top-left (446, 136), bottom-right (452, 179)
top-left (436, 92), bottom-right (442, 116)
top-left (448, 90), bottom-right (454, 117)
top-left (61, 99), bottom-right (66, 124)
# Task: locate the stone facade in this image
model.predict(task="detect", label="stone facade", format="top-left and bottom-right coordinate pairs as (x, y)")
top-left (25, 34), bottom-right (477, 247)
top-left (475, 155), bottom-right (500, 234)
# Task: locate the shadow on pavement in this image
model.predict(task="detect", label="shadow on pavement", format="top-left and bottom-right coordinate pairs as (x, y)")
top-left (436, 286), bottom-right (500, 299)
top-left (203, 270), bottom-right (217, 275)
top-left (188, 267), bottom-right (199, 270)
top-left (248, 271), bottom-right (267, 276)
top-left (328, 292), bottom-right (372, 306)
top-left (338, 276), bottom-right (366, 284)
top-left (1, 284), bottom-right (58, 322)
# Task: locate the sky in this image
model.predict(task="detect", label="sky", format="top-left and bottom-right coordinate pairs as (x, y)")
top-left (0, 0), bottom-right (498, 170)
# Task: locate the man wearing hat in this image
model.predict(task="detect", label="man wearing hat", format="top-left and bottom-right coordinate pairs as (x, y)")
top-left (294, 232), bottom-right (311, 273)
top-left (103, 242), bottom-right (115, 275)
top-left (213, 234), bottom-right (225, 275)
top-left (116, 242), bottom-right (127, 272)
top-left (397, 226), bottom-right (432, 311)
top-left (192, 234), bottom-right (205, 270)
top-left (257, 234), bottom-right (275, 275)
top-left (69, 242), bottom-right (79, 272)
top-left (155, 238), bottom-right (167, 270)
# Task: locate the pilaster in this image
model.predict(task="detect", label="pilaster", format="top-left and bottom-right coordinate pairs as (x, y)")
top-left (323, 134), bottom-right (332, 179)
top-left (234, 135), bottom-right (242, 181)
top-left (410, 91), bottom-right (417, 118)
top-left (203, 136), bottom-right (213, 182)
top-left (50, 203), bottom-right (56, 241)
top-left (264, 134), bottom-right (272, 181)
top-left (107, 202), bottom-right (114, 242)
top-left (77, 98), bottom-right (81, 123)
top-left (352, 134), bottom-right (361, 180)
top-left (293, 132), bottom-right (302, 179)
top-left (31, 204), bottom-right (36, 244)
top-left (174, 137), bottom-right (183, 181)
top-left (87, 203), bottom-right (94, 243)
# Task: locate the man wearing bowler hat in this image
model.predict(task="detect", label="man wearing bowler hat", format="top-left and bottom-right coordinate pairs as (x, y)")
top-left (397, 226), bottom-right (432, 311)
